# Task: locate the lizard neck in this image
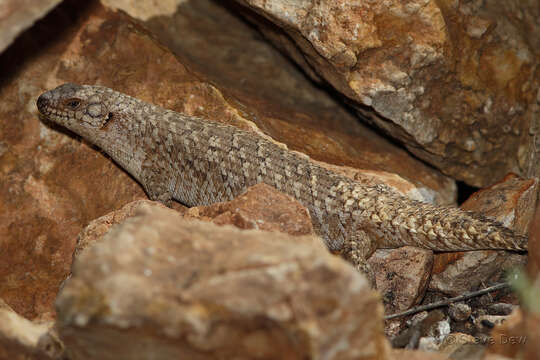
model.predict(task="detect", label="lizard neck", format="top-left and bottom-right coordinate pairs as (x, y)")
top-left (93, 100), bottom-right (163, 183)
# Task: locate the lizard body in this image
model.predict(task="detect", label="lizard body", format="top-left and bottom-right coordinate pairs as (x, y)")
top-left (36, 83), bottom-right (527, 276)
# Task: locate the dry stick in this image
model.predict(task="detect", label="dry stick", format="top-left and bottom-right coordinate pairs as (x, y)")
top-left (384, 282), bottom-right (510, 320)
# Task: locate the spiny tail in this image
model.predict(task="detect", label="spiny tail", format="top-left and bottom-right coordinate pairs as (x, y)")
top-left (373, 189), bottom-right (528, 252)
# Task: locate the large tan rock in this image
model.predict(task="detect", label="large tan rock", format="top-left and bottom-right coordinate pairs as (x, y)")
top-left (57, 204), bottom-right (389, 360)
top-left (233, 0), bottom-right (540, 187)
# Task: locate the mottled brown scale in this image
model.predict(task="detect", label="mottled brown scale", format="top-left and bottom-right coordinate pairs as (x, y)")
top-left (37, 83), bottom-right (528, 278)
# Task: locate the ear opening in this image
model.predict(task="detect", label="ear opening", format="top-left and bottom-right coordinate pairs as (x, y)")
top-left (100, 112), bottom-right (114, 129)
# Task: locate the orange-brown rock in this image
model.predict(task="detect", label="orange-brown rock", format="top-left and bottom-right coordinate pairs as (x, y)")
top-left (185, 183), bottom-right (314, 236)
top-left (368, 247), bottom-right (433, 315)
top-left (57, 204), bottom-right (390, 360)
top-left (461, 174), bottom-right (538, 235)
top-left (430, 174), bottom-right (533, 295)
top-left (232, 0), bottom-right (540, 187)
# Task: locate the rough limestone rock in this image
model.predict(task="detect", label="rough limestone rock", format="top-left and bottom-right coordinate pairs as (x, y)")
top-left (233, 0), bottom-right (540, 186)
top-left (57, 204), bottom-right (390, 360)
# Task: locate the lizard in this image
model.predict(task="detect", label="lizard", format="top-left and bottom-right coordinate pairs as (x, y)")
top-left (36, 83), bottom-right (528, 282)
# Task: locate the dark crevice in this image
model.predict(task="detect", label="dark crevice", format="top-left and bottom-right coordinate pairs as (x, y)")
top-left (456, 180), bottom-right (479, 205)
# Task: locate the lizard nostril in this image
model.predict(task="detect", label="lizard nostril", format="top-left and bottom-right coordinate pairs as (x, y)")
top-left (36, 95), bottom-right (49, 113)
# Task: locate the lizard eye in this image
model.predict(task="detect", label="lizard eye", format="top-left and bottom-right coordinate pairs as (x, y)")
top-left (64, 98), bottom-right (81, 110)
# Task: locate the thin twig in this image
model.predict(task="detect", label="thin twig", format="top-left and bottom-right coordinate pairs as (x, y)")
top-left (384, 282), bottom-right (510, 320)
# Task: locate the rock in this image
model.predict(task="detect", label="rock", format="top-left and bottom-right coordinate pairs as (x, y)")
top-left (0, 299), bottom-right (63, 360)
top-left (232, 0), bottom-right (540, 187)
top-left (57, 204), bottom-right (390, 360)
top-left (429, 251), bottom-right (525, 297)
top-left (444, 343), bottom-right (486, 360)
top-left (487, 303), bottom-right (517, 316)
top-left (185, 183), bottom-right (314, 236)
top-left (448, 303), bottom-right (472, 322)
top-left (385, 320), bottom-right (405, 341)
top-left (484, 308), bottom-right (526, 358)
top-left (73, 200), bottom-right (172, 258)
top-left (390, 310), bottom-right (451, 350)
top-left (75, 183), bottom-right (313, 258)
top-left (521, 199), bottom-right (540, 359)
top-left (389, 311), bottom-right (427, 348)
top-left (389, 349), bottom-right (447, 360)
top-left (0, 0), bottom-right (62, 53)
top-left (418, 310), bottom-right (450, 350)
top-left (430, 174), bottom-right (533, 295)
top-left (417, 337), bottom-right (439, 352)
top-left (526, 193), bottom-right (540, 288)
top-left (474, 315), bottom-right (511, 333)
top-left (74, 182), bottom-right (314, 260)
top-left (483, 354), bottom-right (518, 360)
top-left (101, 0), bottom-right (181, 21)
top-left (460, 174), bottom-right (538, 235)
top-left (368, 247), bottom-right (433, 314)
top-left (524, 313), bottom-right (540, 360)
top-left (0, 0), bottom-right (536, 358)
top-left (438, 333), bottom-right (477, 356)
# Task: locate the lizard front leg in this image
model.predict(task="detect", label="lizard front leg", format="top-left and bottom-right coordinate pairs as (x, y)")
top-left (140, 157), bottom-right (174, 206)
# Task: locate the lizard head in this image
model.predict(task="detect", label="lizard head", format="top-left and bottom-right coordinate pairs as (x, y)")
top-left (37, 83), bottom-right (149, 182)
top-left (37, 83), bottom-right (113, 136)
